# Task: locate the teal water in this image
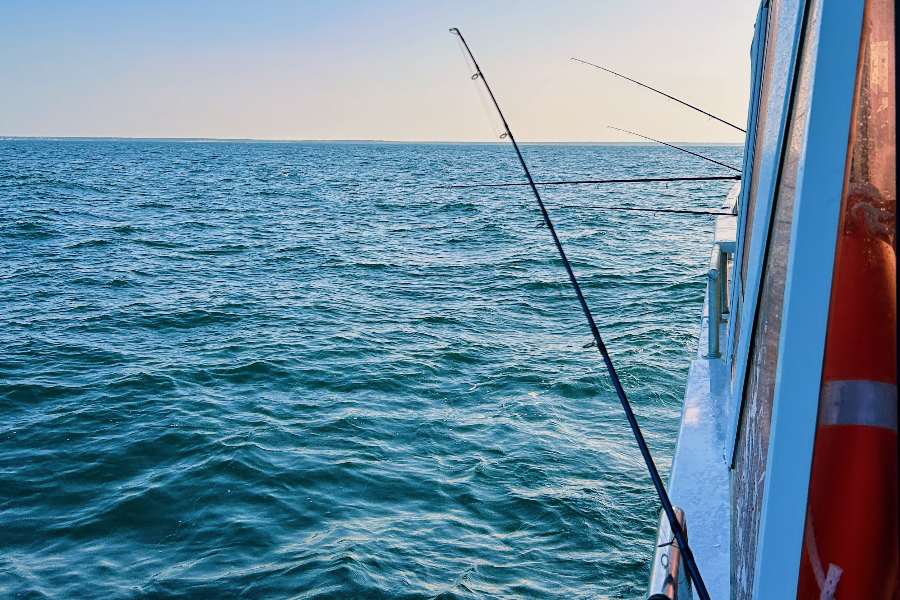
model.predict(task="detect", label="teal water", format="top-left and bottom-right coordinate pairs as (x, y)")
top-left (0, 141), bottom-right (740, 599)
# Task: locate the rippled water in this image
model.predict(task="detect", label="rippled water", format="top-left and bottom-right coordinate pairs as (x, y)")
top-left (0, 141), bottom-right (740, 599)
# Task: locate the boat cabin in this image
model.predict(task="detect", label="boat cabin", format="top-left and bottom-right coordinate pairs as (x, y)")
top-left (647, 0), bottom-right (897, 597)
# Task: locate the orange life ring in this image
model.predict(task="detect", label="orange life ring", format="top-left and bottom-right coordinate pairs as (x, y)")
top-left (797, 184), bottom-right (898, 600)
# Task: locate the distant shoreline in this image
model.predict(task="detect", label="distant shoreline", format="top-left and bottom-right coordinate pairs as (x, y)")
top-left (0, 137), bottom-right (742, 146)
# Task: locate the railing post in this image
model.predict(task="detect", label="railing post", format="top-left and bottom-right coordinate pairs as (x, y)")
top-left (648, 507), bottom-right (688, 600)
top-left (707, 244), bottom-right (721, 358)
top-left (718, 250), bottom-right (729, 316)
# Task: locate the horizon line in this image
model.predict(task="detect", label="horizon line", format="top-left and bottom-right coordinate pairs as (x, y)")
top-left (1, 136), bottom-right (743, 146)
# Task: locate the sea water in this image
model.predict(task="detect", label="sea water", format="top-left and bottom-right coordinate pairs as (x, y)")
top-left (0, 141), bottom-right (741, 599)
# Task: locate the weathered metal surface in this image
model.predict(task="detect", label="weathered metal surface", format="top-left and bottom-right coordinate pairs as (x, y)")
top-left (658, 311), bottom-right (732, 600)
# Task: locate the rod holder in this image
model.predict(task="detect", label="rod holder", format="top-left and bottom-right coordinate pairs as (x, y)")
top-left (647, 507), bottom-right (688, 600)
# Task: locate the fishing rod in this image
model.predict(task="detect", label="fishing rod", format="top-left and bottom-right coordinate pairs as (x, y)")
top-left (610, 126), bottom-right (742, 173)
top-left (439, 174), bottom-right (740, 189)
top-left (572, 58), bottom-right (747, 133)
top-left (566, 205), bottom-right (731, 216)
top-left (449, 27), bottom-right (712, 600)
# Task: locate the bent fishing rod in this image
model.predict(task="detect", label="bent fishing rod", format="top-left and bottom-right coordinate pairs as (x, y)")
top-left (439, 174), bottom-right (739, 189)
top-left (449, 27), bottom-right (711, 600)
top-left (572, 58), bottom-right (746, 133)
top-left (610, 126), bottom-right (742, 173)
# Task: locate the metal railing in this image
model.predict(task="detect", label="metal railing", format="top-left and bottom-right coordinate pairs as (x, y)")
top-left (706, 244), bottom-right (730, 358)
top-left (706, 190), bottom-right (738, 358)
top-left (647, 507), bottom-right (689, 600)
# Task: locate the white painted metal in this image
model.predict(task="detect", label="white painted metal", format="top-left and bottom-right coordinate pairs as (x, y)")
top-left (650, 194), bottom-right (736, 598)
top-left (713, 216), bottom-right (737, 254)
top-left (707, 204), bottom-right (737, 358)
top-left (707, 246), bottom-right (722, 358)
top-left (664, 328), bottom-right (732, 600)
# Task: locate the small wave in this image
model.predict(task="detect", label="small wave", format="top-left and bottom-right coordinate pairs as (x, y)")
top-left (68, 239), bottom-right (112, 249)
top-left (0, 141), bottom-right (731, 599)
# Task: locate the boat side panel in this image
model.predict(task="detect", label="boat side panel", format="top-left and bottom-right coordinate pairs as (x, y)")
top-left (752, 0), bottom-right (865, 595)
top-left (725, 0), bottom-right (809, 594)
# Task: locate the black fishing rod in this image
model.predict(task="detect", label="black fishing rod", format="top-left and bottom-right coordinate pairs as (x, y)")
top-left (439, 174), bottom-right (740, 189)
top-left (573, 57), bottom-right (747, 133)
top-left (568, 205), bottom-right (731, 216)
top-left (610, 126), bottom-right (742, 173)
top-left (449, 27), bottom-right (712, 600)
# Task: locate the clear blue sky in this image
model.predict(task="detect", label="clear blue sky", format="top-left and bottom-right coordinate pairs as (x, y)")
top-left (0, 1), bottom-right (759, 142)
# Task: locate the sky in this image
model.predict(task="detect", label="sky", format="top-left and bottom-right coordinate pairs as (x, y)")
top-left (0, 1), bottom-right (760, 142)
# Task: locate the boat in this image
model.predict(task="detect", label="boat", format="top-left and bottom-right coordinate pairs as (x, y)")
top-left (645, 0), bottom-right (897, 597)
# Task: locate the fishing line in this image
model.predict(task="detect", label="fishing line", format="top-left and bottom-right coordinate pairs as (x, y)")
top-left (449, 27), bottom-right (712, 600)
top-left (508, 59), bottom-right (571, 118)
top-left (456, 37), bottom-right (504, 140)
top-left (609, 126), bottom-right (743, 173)
top-left (438, 175), bottom-right (740, 189)
top-left (572, 58), bottom-right (747, 133)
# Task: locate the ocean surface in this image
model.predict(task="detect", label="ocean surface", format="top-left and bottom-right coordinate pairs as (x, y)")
top-left (0, 141), bottom-right (741, 599)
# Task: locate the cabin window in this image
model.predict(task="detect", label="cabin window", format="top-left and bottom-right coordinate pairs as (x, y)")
top-left (729, 1), bottom-right (778, 371)
top-left (730, 0), bottom-right (824, 595)
top-left (739, 2), bottom-right (781, 295)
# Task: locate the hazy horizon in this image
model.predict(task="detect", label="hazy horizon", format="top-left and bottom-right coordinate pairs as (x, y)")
top-left (0, 136), bottom-right (744, 145)
top-left (1, 0), bottom-right (759, 143)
